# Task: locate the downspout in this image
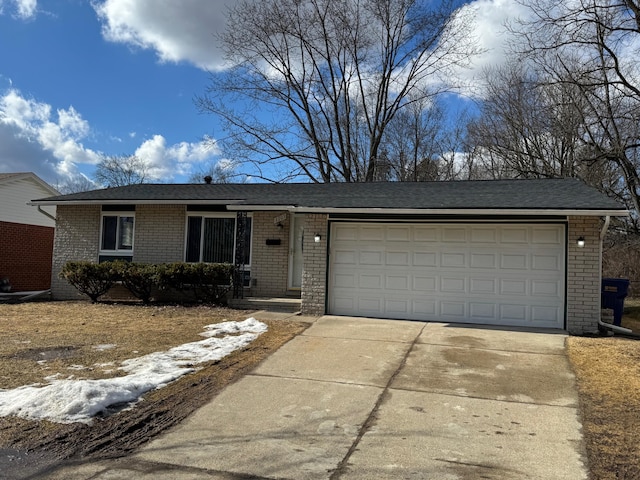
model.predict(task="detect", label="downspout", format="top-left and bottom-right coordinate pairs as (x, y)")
top-left (37, 205), bottom-right (56, 223)
top-left (597, 216), bottom-right (635, 335)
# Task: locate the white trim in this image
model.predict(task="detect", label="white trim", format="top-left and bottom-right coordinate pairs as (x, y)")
top-left (230, 205), bottom-right (629, 216)
top-left (99, 212), bottom-right (135, 256)
top-left (29, 201), bottom-right (629, 218)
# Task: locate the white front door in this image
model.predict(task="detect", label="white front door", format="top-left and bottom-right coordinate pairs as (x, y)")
top-left (288, 214), bottom-right (304, 289)
top-left (328, 222), bottom-right (566, 329)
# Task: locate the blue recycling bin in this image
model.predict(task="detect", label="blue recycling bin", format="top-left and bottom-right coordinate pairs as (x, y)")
top-left (601, 278), bottom-right (630, 326)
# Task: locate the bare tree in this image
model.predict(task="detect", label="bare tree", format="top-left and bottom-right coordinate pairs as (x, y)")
top-left (54, 175), bottom-right (97, 194)
top-left (94, 155), bottom-right (149, 187)
top-left (188, 160), bottom-right (243, 184)
top-left (510, 0), bottom-right (640, 225)
top-left (197, 0), bottom-right (480, 183)
top-left (466, 61), bottom-right (588, 180)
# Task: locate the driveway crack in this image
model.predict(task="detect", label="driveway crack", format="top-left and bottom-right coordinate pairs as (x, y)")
top-left (328, 323), bottom-right (428, 479)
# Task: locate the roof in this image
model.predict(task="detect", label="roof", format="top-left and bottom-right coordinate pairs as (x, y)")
top-left (30, 178), bottom-right (627, 216)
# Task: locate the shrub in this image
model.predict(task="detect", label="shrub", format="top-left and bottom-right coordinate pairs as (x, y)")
top-left (60, 261), bottom-right (121, 303)
top-left (157, 262), bottom-right (234, 304)
top-left (117, 262), bottom-right (158, 304)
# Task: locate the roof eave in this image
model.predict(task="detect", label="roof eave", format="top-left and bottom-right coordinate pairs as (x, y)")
top-left (230, 205), bottom-right (630, 216)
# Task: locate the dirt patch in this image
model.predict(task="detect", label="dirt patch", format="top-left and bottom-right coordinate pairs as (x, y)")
top-left (0, 301), bottom-right (307, 479)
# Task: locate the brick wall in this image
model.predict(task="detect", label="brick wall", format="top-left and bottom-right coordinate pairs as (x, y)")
top-left (250, 211), bottom-right (290, 296)
top-left (0, 221), bottom-right (54, 291)
top-left (133, 204), bottom-right (186, 263)
top-left (301, 214), bottom-right (328, 315)
top-left (566, 216), bottom-right (602, 334)
top-left (50, 205), bottom-right (101, 300)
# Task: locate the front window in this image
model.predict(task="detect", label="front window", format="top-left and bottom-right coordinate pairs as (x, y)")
top-left (101, 214), bottom-right (135, 253)
top-left (186, 215), bottom-right (251, 265)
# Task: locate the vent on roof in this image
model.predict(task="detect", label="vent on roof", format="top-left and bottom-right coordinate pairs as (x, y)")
top-left (204, 175), bottom-right (213, 184)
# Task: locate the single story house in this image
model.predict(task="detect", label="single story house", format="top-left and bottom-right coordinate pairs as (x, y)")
top-left (1, 172), bottom-right (58, 291)
top-left (31, 178), bottom-right (627, 334)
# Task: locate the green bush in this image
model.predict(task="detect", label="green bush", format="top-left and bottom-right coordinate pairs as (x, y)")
top-left (60, 261), bottom-right (121, 303)
top-left (61, 261), bottom-right (234, 305)
top-left (157, 262), bottom-right (234, 304)
top-left (117, 262), bottom-right (158, 304)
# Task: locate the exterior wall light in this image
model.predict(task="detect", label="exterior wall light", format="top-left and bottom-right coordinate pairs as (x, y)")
top-left (314, 233), bottom-right (321, 243)
top-left (577, 236), bottom-right (585, 248)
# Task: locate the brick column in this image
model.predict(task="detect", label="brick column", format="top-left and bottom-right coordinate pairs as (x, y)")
top-left (133, 204), bottom-right (185, 263)
top-left (566, 216), bottom-right (601, 334)
top-left (301, 214), bottom-right (328, 315)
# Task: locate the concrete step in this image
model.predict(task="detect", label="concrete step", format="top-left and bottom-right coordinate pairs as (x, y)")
top-left (229, 296), bottom-right (301, 313)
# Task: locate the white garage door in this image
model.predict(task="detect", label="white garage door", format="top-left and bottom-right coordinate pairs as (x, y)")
top-left (328, 223), bottom-right (566, 328)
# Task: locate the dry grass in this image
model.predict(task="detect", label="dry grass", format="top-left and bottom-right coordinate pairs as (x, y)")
top-left (0, 301), bottom-right (307, 474)
top-left (0, 302), bottom-right (255, 389)
top-left (567, 303), bottom-right (640, 480)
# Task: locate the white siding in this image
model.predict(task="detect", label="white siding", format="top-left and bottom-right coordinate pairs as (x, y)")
top-left (0, 177), bottom-right (56, 227)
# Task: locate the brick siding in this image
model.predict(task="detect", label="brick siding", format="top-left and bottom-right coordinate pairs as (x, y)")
top-left (566, 216), bottom-right (602, 334)
top-left (133, 205), bottom-right (186, 263)
top-left (301, 214), bottom-right (328, 315)
top-left (250, 211), bottom-right (290, 296)
top-left (50, 205), bottom-right (101, 299)
top-left (0, 221), bottom-right (54, 291)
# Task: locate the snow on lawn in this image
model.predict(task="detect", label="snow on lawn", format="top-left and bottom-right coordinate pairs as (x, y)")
top-left (0, 318), bottom-right (267, 424)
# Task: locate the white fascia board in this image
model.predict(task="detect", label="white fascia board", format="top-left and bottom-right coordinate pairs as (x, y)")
top-left (229, 205), bottom-right (630, 217)
top-left (28, 199), bottom-right (246, 206)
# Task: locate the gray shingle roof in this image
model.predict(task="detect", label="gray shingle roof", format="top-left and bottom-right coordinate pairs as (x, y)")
top-left (31, 178), bottom-right (626, 213)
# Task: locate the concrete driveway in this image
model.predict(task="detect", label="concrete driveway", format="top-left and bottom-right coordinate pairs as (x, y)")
top-left (47, 315), bottom-right (587, 480)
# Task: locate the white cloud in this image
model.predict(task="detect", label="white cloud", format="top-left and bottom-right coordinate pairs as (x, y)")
top-left (0, 0), bottom-right (37, 19)
top-left (443, 0), bottom-right (531, 98)
top-left (0, 88), bottom-right (100, 181)
top-left (0, 87), bottom-right (221, 185)
top-left (134, 134), bottom-right (220, 180)
top-left (93, 0), bottom-right (237, 70)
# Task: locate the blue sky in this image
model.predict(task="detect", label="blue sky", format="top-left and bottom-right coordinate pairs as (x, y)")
top-left (0, 0), bottom-right (521, 188)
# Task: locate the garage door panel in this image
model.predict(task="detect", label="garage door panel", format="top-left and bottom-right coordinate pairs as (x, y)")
top-left (471, 253), bottom-right (496, 268)
top-left (386, 251), bottom-right (410, 266)
top-left (386, 226), bottom-right (411, 241)
top-left (413, 252), bottom-right (437, 266)
top-left (501, 254), bottom-right (528, 269)
top-left (500, 279), bottom-right (527, 295)
top-left (441, 253), bottom-right (466, 267)
top-left (471, 227), bottom-right (497, 243)
top-left (470, 278), bottom-right (497, 294)
top-left (501, 227), bottom-right (528, 243)
top-left (329, 223), bottom-right (565, 328)
top-left (359, 274), bottom-right (382, 289)
top-left (470, 303), bottom-right (497, 319)
top-left (333, 249), bottom-right (357, 265)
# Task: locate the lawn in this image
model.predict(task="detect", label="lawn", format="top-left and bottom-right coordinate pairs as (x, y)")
top-left (566, 300), bottom-right (640, 480)
top-left (0, 301), bottom-right (639, 479)
top-left (0, 301), bottom-right (307, 477)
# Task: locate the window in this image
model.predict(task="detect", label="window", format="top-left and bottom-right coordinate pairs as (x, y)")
top-left (186, 214), bottom-right (252, 265)
top-left (101, 214), bottom-right (135, 253)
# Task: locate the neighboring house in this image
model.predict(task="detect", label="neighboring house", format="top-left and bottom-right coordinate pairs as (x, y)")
top-left (31, 178), bottom-right (627, 334)
top-left (1, 172), bottom-right (58, 291)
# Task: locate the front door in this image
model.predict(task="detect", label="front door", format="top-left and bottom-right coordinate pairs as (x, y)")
top-left (288, 214), bottom-right (304, 289)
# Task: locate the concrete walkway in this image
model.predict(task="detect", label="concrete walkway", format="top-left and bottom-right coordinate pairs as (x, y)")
top-left (46, 315), bottom-right (587, 480)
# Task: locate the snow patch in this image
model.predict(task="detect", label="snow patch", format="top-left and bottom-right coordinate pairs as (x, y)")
top-left (0, 318), bottom-right (267, 424)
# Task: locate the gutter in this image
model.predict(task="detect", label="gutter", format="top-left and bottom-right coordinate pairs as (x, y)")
top-left (37, 205), bottom-right (56, 222)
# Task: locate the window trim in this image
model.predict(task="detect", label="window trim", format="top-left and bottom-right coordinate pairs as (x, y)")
top-left (184, 212), bottom-right (252, 266)
top-left (99, 212), bottom-right (135, 256)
